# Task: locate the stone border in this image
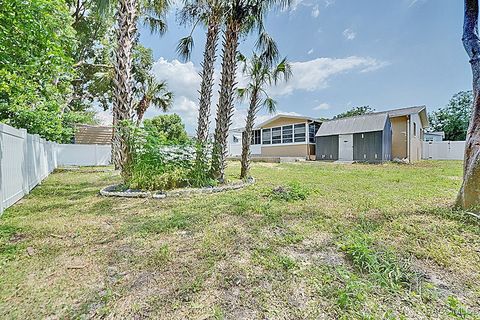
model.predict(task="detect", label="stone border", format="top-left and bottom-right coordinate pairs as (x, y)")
top-left (100, 177), bottom-right (255, 199)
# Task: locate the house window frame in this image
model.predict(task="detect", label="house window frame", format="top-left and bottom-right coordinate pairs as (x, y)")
top-left (271, 127), bottom-right (282, 144)
top-left (251, 129), bottom-right (261, 145)
top-left (262, 128), bottom-right (272, 145)
top-left (282, 125), bottom-right (293, 144)
top-left (294, 123), bottom-right (307, 143)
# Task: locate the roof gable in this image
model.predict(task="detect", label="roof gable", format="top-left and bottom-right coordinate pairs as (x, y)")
top-left (255, 114), bottom-right (317, 129)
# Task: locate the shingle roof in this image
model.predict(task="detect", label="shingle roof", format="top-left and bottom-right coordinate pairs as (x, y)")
top-left (316, 113), bottom-right (389, 137)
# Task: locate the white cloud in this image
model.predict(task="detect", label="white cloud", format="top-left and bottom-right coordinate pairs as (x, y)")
top-left (270, 56), bottom-right (388, 96)
top-left (324, 0), bottom-right (335, 7)
top-left (147, 58), bottom-right (203, 130)
top-left (138, 55), bottom-right (387, 132)
top-left (313, 103), bottom-right (331, 111)
top-left (407, 0), bottom-right (426, 8)
top-left (343, 28), bottom-right (356, 40)
top-left (311, 5), bottom-right (320, 17)
top-left (307, 48), bottom-right (314, 55)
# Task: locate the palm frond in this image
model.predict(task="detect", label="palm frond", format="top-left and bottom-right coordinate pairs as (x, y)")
top-left (143, 15), bottom-right (168, 35)
top-left (176, 36), bottom-right (195, 62)
top-left (256, 31), bottom-right (279, 66)
top-left (263, 96), bottom-right (277, 114)
top-left (273, 57), bottom-right (293, 84)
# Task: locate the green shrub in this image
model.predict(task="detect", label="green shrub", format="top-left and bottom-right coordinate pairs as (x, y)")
top-left (123, 121), bottom-right (214, 191)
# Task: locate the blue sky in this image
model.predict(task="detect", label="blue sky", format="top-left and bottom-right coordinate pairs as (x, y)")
top-left (128, 0), bottom-right (471, 133)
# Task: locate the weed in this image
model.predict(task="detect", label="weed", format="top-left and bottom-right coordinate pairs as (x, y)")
top-left (269, 181), bottom-right (310, 202)
top-left (340, 231), bottom-right (418, 290)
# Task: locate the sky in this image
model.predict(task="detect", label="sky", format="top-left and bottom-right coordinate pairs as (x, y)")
top-left (98, 0), bottom-right (472, 133)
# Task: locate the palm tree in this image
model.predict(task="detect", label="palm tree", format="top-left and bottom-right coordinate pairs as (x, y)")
top-left (95, 0), bottom-right (170, 174)
top-left (177, 0), bottom-right (225, 163)
top-left (209, 0), bottom-right (292, 182)
top-left (134, 75), bottom-right (173, 126)
top-left (111, 0), bottom-right (138, 173)
top-left (237, 54), bottom-right (292, 179)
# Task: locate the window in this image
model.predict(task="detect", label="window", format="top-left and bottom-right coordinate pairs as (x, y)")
top-left (282, 125), bottom-right (293, 143)
top-left (309, 123), bottom-right (321, 143)
top-left (413, 122), bottom-right (417, 137)
top-left (233, 135), bottom-right (239, 143)
top-left (272, 127), bottom-right (282, 144)
top-left (262, 129), bottom-right (271, 145)
top-left (294, 124), bottom-right (306, 142)
top-left (251, 130), bottom-right (261, 145)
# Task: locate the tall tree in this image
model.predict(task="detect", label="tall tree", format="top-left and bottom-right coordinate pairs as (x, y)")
top-left (177, 0), bottom-right (225, 145)
top-left (429, 91), bottom-right (473, 141)
top-left (237, 54), bottom-right (292, 179)
top-left (333, 106), bottom-right (375, 119)
top-left (457, 0), bottom-right (480, 210)
top-left (96, 0), bottom-right (170, 173)
top-left (0, 0), bottom-right (76, 142)
top-left (210, 0), bottom-right (291, 182)
top-left (111, 0), bottom-right (138, 173)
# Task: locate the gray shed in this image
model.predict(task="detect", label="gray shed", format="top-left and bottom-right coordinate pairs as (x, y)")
top-left (315, 113), bottom-right (392, 162)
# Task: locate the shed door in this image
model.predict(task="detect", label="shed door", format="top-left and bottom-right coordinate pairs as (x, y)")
top-left (338, 134), bottom-right (354, 161)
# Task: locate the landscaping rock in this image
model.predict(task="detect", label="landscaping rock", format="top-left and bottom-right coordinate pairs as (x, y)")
top-left (100, 178), bottom-right (255, 200)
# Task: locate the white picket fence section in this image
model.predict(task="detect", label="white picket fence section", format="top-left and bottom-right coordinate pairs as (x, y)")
top-left (0, 123), bottom-right (112, 215)
top-left (422, 141), bottom-right (466, 161)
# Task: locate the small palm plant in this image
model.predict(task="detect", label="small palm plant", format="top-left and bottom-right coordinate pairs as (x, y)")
top-left (237, 53), bottom-right (292, 179)
top-left (134, 75), bottom-right (173, 126)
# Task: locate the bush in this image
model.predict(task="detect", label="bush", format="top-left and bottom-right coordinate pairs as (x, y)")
top-left (124, 121), bottom-right (215, 191)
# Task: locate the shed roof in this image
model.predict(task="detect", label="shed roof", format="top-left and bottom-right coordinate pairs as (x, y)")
top-left (316, 113), bottom-right (389, 137)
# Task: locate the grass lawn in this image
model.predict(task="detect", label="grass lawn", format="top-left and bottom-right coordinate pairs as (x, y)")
top-left (0, 161), bottom-right (479, 319)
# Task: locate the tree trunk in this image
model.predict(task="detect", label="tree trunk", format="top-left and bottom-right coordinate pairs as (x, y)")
top-left (112, 0), bottom-right (137, 174)
top-left (196, 18), bottom-right (220, 144)
top-left (457, 0), bottom-right (480, 210)
top-left (240, 90), bottom-right (259, 179)
top-left (210, 20), bottom-right (240, 182)
top-left (135, 96), bottom-right (148, 127)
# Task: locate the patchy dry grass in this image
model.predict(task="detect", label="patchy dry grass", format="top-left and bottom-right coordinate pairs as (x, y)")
top-left (0, 161), bottom-right (479, 319)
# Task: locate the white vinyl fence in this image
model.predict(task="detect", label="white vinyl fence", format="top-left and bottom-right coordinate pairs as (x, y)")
top-left (422, 141), bottom-right (466, 161)
top-left (0, 123), bottom-right (112, 215)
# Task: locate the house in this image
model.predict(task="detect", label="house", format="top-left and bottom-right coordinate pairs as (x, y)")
top-left (227, 115), bottom-right (322, 160)
top-left (386, 106), bottom-right (429, 162)
top-left (424, 131), bottom-right (445, 142)
top-left (315, 113), bottom-right (392, 162)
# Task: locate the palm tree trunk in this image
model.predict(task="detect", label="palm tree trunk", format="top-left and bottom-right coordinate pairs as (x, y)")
top-left (210, 20), bottom-right (241, 182)
top-left (457, 0), bottom-right (480, 209)
top-left (240, 90), bottom-right (259, 179)
top-left (112, 0), bottom-right (137, 174)
top-left (135, 96), bottom-right (148, 127)
top-left (197, 18), bottom-right (220, 144)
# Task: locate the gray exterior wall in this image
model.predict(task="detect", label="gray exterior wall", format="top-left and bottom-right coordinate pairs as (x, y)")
top-left (382, 119), bottom-right (392, 161)
top-left (316, 135), bottom-right (339, 160)
top-left (353, 131), bottom-right (383, 162)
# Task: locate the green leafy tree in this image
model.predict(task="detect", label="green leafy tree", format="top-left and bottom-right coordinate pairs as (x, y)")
top-left (0, 0), bottom-right (76, 142)
top-left (429, 91), bottom-right (472, 141)
top-left (334, 106), bottom-right (375, 119)
top-left (143, 114), bottom-right (189, 144)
